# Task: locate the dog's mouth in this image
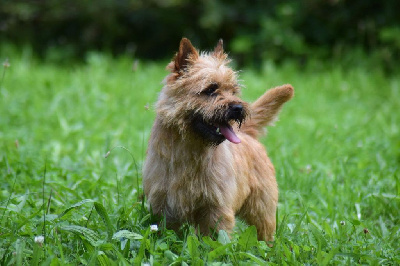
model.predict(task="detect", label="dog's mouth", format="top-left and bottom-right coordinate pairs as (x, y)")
top-left (211, 122), bottom-right (241, 144)
top-left (192, 116), bottom-right (243, 145)
top-left (190, 103), bottom-right (247, 145)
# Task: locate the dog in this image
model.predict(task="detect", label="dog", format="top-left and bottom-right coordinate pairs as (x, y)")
top-left (143, 38), bottom-right (293, 241)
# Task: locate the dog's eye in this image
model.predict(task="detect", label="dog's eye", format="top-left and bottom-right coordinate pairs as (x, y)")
top-left (203, 83), bottom-right (219, 96)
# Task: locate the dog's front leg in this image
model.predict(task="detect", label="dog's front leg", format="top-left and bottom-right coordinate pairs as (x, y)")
top-left (193, 206), bottom-right (235, 237)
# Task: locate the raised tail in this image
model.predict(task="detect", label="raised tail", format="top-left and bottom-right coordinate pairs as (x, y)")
top-left (242, 84), bottom-right (294, 138)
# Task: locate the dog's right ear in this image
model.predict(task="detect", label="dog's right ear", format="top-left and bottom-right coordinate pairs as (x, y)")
top-left (172, 38), bottom-right (199, 73)
top-left (213, 39), bottom-right (224, 57)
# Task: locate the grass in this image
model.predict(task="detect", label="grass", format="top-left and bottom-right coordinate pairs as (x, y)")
top-left (0, 45), bottom-right (399, 265)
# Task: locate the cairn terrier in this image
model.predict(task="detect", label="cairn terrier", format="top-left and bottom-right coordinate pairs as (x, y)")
top-left (143, 38), bottom-right (293, 241)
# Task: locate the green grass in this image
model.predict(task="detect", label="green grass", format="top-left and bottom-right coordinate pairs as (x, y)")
top-left (1, 46), bottom-right (399, 265)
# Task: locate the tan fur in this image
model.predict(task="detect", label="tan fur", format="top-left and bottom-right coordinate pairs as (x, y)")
top-left (143, 38), bottom-right (294, 241)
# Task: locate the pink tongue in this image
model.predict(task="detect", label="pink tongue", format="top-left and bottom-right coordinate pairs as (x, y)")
top-left (219, 124), bottom-right (241, 144)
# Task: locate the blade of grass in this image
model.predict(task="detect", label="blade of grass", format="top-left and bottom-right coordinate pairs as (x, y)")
top-left (94, 202), bottom-right (114, 241)
top-left (42, 161), bottom-right (47, 258)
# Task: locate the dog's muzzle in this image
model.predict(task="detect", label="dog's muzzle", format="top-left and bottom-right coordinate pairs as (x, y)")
top-left (191, 103), bottom-right (247, 145)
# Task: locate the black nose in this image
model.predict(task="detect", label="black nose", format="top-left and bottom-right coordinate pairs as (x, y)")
top-left (230, 104), bottom-right (243, 114)
top-left (228, 104), bottom-right (244, 120)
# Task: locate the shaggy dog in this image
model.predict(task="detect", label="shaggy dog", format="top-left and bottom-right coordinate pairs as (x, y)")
top-left (143, 38), bottom-right (293, 241)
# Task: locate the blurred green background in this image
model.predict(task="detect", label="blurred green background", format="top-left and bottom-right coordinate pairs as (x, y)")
top-left (1, 0), bottom-right (400, 70)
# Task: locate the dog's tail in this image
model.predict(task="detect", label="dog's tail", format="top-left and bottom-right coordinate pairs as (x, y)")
top-left (241, 84), bottom-right (294, 138)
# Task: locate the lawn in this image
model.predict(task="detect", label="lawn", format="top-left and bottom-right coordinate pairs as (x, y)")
top-left (0, 46), bottom-right (399, 265)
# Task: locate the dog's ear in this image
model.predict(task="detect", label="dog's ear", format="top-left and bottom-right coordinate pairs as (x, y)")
top-left (173, 38), bottom-right (199, 73)
top-left (213, 39), bottom-right (224, 57)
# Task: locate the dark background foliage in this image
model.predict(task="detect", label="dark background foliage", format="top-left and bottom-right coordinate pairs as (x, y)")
top-left (1, 0), bottom-right (400, 68)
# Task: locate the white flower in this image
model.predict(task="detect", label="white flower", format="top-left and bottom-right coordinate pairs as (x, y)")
top-left (150, 224), bottom-right (158, 232)
top-left (34, 235), bottom-right (44, 244)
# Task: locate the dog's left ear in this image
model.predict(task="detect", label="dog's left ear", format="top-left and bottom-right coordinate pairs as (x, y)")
top-left (173, 38), bottom-right (199, 73)
top-left (213, 39), bottom-right (224, 57)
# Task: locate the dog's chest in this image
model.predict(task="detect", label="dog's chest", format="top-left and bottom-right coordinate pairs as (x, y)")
top-left (166, 155), bottom-right (237, 217)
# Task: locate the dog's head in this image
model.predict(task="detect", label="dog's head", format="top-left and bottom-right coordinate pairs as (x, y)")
top-left (156, 38), bottom-right (249, 145)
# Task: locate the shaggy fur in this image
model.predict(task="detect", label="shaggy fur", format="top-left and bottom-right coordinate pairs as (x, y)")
top-left (143, 38), bottom-right (293, 241)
